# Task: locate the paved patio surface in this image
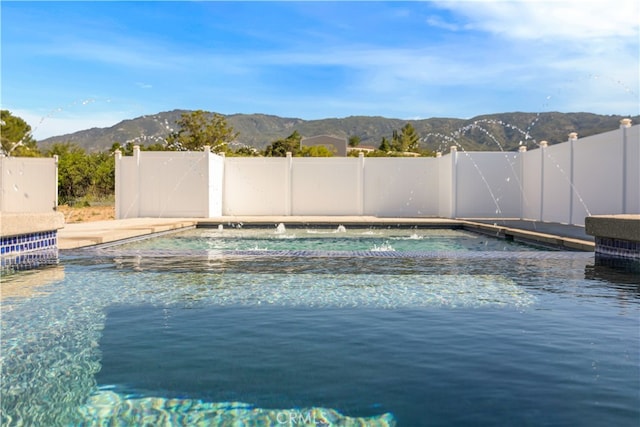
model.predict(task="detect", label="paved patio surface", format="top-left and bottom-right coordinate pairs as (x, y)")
top-left (58, 216), bottom-right (594, 251)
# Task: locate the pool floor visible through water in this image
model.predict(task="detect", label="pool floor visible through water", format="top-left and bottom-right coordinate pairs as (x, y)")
top-left (1, 227), bottom-right (638, 426)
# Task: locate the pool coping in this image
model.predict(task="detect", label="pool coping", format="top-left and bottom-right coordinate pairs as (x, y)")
top-left (57, 216), bottom-right (595, 252)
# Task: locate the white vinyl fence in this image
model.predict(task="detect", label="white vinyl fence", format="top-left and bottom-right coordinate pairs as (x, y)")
top-left (0, 156), bottom-right (58, 213)
top-left (115, 122), bottom-right (639, 226)
top-left (115, 147), bottom-right (223, 218)
top-left (519, 124), bottom-right (639, 225)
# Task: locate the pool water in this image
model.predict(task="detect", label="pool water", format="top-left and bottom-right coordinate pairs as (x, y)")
top-left (109, 226), bottom-right (544, 252)
top-left (1, 227), bottom-right (638, 426)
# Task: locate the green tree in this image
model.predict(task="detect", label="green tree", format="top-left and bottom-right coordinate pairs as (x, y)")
top-left (46, 143), bottom-right (116, 205)
top-left (390, 130), bottom-right (402, 152)
top-left (378, 136), bottom-right (391, 152)
top-left (1, 110), bottom-right (39, 156)
top-left (400, 123), bottom-right (420, 152)
top-left (299, 145), bottom-right (334, 157)
top-left (165, 110), bottom-right (238, 153)
top-left (110, 141), bottom-right (169, 155)
top-left (230, 145), bottom-right (261, 157)
top-left (389, 123), bottom-right (420, 153)
top-left (110, 142), bottom-right (136, 156)
top-left (264, 131), bottom-right (302, 156)
top-left (348, 135), bottom-right (361, 148)
top-left (91, 152), bottom-right (115, 197)
top-left (46, 143), bottom-right (92, 205)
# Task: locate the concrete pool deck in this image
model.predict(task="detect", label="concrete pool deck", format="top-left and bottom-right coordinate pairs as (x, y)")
top-left (57, 218), bottom-right (199, 250)
top-left (57, 216), bottom-right (595, 251)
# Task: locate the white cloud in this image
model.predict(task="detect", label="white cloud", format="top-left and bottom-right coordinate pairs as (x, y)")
top-left (426, 15), bottom-right (462, 32)
top-left (434, 0), bottom-right (639, 41)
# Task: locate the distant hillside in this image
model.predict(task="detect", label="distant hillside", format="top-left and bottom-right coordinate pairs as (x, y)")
top-left (38, 110), bottom-right (638, 153)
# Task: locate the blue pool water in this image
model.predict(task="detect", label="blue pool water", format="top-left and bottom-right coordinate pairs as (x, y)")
top-left (108, 227), bottom-right (543, 252)
top-left (1, 227), bottom-right (638, 426)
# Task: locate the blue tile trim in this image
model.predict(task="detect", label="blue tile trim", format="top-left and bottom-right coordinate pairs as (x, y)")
top-left (1, 231), bottom-right (57, 255)
top-left (1, 248), bottom-right (59, 273)
top-left (595, 237), bottom-right (640, 260)
top-left (1, 230), bottom-right (59, 272)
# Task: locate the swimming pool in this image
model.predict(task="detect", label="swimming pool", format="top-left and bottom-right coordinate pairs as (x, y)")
top-left (105, 226), bottom-right (545, 252)
top-left (1, 226), bottom-right (638, 426)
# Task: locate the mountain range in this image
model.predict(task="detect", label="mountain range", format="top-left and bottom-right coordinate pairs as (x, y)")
top-left (38, 110), bottom-right (638, 153)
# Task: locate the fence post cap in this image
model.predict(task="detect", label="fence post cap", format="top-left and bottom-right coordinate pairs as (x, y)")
top-left (620, 118), bottom-right (632, 128)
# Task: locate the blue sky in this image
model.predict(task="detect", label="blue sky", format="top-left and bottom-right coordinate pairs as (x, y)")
top-left (2, 1), bottom-right (639, 140)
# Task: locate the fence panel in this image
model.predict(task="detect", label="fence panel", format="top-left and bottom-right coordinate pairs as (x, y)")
top-left (223, 158), bottom-right (289, 215)
top-left (624, 125), bottom-right (640, 214)
top-left (363, 158), bottom-right (439, 216)
top-left (291, 158), bottom-right (361, 215)
top-left (455, 152), bottom-right (522, 218)
top-left (208, 154), bottom-right (224, 217)
top-left (540, 143), bottom-right (571, 223)
top-left (115, 156), bottom-right (138, 219)
top-left (572, 129), bottom-right (623, 225)
top-left (0, 157), bottom-right (57, 213)
top-left (437, 154), bottom-right (453, 217)
top-left (521, 148), bottom-right (542, 220)
top-left (137, 151), bottom-right (210, 217)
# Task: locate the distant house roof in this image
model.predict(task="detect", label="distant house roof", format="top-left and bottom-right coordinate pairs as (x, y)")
top-left (301, 135), bottom-right (347, 156)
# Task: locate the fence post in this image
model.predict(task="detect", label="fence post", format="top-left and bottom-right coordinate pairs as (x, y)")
top-left (114, 150), bottom-right (122, 219)
top-left (620, 118), bottom-right (632, 213)
top-left (53, 155), bottom-right (59, 210)
top-left (0, 155), bottom-right (5, 211)
top-left (450, 146), bottom-right (458, 218)
top-left (568, 132), bottom-right (578, 224)
top-left (203, 146), bottom-right (211, 217)
top-left (358, 152), bottom-right (365, 215)
top-left (539, 141), bottom-right (547, 221)
top-left (286, 152), bottom-right (292, 216)
top-left (133, 145), bottom-right (141, 218)
top-left (435, 152), bottom-right (443, 218)
top-left (518, 146), bottom-right (527, 219)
